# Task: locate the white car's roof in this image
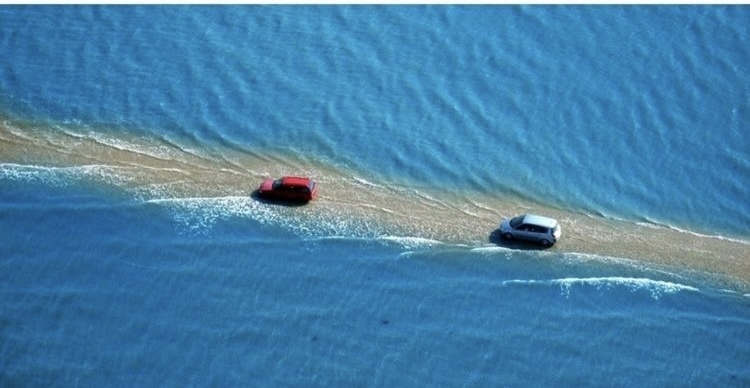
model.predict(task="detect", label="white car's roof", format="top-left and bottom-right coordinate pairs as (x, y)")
top-left (523, 214), bottom-right (559, 228)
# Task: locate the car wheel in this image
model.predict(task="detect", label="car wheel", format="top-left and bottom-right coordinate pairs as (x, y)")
top-left (540, 239), bottom-right (551, 246)
top-left (503, 233), bottom-right (513, 240)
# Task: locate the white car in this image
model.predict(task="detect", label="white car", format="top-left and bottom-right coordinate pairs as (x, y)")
top-left (499, 214), bottom-right (561, 246)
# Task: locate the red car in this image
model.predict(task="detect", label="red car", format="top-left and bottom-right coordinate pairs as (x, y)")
top-left (257, 176), bottom-right (318, 202)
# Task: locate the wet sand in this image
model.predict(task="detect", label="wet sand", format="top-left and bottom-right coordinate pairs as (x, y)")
top-left (2, 120), bottom-right (749, 292)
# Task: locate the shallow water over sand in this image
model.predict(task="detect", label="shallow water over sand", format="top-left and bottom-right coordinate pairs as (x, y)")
top-left (3, 120), bottom-right (748, 291)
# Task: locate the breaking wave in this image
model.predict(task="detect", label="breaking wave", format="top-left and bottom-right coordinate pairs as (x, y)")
top-left (502, 277), bottom-right (699, 300)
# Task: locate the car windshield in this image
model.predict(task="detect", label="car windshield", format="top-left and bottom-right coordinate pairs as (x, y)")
top-left (272, 179), bottom-right (283, 190)
top-left (509, 216), bottom-right (525, 228)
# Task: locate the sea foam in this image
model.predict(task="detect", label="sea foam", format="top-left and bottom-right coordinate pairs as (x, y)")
top-left (502, 277), bottom-right (699, 300)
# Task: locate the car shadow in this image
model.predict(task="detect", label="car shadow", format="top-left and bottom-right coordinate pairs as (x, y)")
top-left (250, 190), bottom-right (311, 207)
top-left (488, 229), bottom-right (552, 250)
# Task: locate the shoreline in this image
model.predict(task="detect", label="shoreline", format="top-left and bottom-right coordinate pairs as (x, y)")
top-left (2, 120), bottom-right (749, 293)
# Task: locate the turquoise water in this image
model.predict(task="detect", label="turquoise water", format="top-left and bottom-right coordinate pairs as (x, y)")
top-left (1, 6), bottom-right (749, 386)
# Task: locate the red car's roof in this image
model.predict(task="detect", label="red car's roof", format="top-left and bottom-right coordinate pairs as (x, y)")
top-left (281, 176), bottom-right (313, 186)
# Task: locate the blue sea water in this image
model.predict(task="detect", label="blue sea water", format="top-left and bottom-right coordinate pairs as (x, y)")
top-left (1, 5), bottom-right (749, 386)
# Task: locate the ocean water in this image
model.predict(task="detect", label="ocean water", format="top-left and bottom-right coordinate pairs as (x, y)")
top-left (1, 5), bottom-right (749, 386)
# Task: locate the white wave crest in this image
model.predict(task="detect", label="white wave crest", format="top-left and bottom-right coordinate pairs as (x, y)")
top-left (146, 196), bottom-right (391, 239)
top-left (0, 163), bottom-right (130, 187)
top-left (146, 196), bottom-right (258, 233)
top-left (144, 195), bottom-right (452, 249)
top-left (470, 245), bottom-right (515, 256)
top-left (55, 126), bottom-right (187, 162)
top-left (352, 176), bottom-right (384, 188)
top-left (502, 277), bottom-right (698, 300)
top-left (378, 235), bottom-right (443, 250)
